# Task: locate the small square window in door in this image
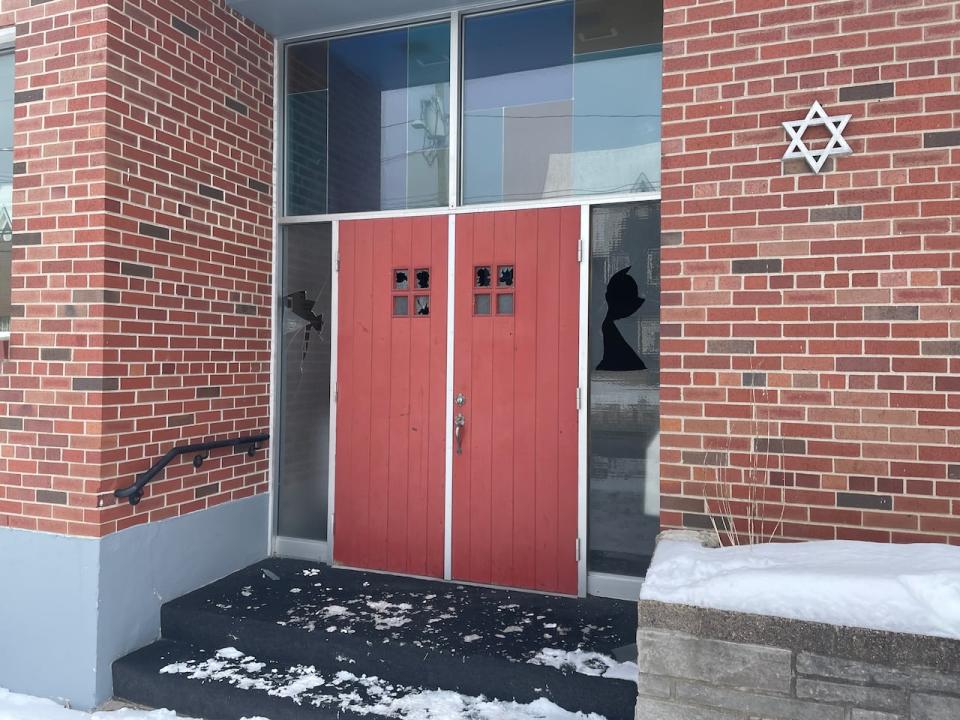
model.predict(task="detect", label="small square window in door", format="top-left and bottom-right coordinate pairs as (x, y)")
top-left (496, 293), bottom-right (514, 315)
top-left (414, 295), bottom-right (430, 316)
top-left (474, 293), bottom-right (491, 315)
top-left (475, 266), bottom-right (492, 287)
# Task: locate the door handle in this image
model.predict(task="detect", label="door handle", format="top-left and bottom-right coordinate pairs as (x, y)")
top-left (454, 413), bottom-right (465, 455)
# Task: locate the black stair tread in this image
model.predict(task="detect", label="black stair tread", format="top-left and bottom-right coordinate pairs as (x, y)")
top-left (114, 638), bottom-right (636, 720)
top-left (164, 558), bottom-right (636, 665)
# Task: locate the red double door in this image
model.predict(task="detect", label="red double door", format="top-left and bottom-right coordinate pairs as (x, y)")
top-left (334, 208), bottom-right (580, 594)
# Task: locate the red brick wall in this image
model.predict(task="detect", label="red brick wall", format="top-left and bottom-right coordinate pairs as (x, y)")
top-left (0, 0), bottom-right (274, 537)
top-left (660, 0), bottom-right (960, 543)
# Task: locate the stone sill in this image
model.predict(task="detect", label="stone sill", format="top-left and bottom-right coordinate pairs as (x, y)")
top-left (640, 599), bottom-right (960, 672)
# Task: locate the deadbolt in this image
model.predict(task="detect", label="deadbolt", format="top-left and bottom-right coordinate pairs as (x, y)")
top-left (456, 393), bottom-right (466, 406)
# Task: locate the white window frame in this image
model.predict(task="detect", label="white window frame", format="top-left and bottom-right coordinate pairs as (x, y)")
top-left (0, 28), bottom-right (15, 342)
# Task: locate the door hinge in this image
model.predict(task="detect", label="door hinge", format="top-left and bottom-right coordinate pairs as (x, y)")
top-left (335, 252), bottom-right (340, 272)
top-left (577, 238), bottom-right (583, 263)
top-left (576, 386), bottom-right (582, 410)
top-left (576, 537), bottom-right (581, 562)
top-left (333, 382), bottom-right (338, 402)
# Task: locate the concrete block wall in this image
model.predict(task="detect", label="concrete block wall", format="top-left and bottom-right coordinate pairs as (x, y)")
top-left (637, 599), bottom-right (960, 720)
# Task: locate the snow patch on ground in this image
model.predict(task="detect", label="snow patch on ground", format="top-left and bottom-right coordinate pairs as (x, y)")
top-left (528, 650), bottom-right (637, 683)
top-left (0, 688), bottom-right (267, 720)
top-left (367, 691), bottom-right (605, 720)
top-left (641, 539), bottom-right (960, 639)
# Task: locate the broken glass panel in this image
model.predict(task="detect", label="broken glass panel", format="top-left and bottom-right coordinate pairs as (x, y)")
top-left (414, 295), bottom-right (430, 316)
top-left (278, 223), bottom-right (332, 542)
top-left (415, 268), bottom-right (430, 289)
top-left (475, 266), bottom-right (492, 287)
top-left (497, 265), bottom-right (514, 287)
top-left (395, 269), bottom-right (409, 290)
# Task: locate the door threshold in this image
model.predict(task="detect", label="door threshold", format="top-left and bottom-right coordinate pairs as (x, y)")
top-left (587, 571), bottom-right (644, 602)
top-left (334, 561), bottom-right (579, 598)
top-left (274, 536), bottom-right (329, 563)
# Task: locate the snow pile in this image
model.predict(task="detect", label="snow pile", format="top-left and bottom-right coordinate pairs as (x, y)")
top-left (528, 649), bottom-right (637, 683)
top-left (641, 539), bottom-right (960, 639)
top-left (0, 688), bottom-right (268, 720)
top-left (369, 692), bottom-right (604, 720)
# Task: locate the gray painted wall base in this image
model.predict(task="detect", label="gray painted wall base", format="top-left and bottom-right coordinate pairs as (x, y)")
top-left (636, 599), bottom-right (960, 720)
top-left (0, 494), bottom-right (269, 710)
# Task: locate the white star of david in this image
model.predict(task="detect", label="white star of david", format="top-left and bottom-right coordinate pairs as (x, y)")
top-left (782, 101), bottom-right (853, 173)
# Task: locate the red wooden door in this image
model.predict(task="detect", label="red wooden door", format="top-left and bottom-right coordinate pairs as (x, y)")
top-left (334, 216), bottom-right (447, 577)
top-left (452, 208), bottom-right (580, 595)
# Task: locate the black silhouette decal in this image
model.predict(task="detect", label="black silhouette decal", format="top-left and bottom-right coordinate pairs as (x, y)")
top-left (596, 267), bottom-right (646, 371)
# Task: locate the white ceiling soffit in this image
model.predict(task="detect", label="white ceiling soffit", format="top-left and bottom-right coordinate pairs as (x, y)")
top-left (226, 0), bottom-right (528, 40)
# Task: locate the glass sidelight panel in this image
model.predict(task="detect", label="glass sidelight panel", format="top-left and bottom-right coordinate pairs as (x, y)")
top-left (588, 202), bottom-right (660, 577)
top-left (0, 48), bottom-right (13, 334)
top-left (278, 223), bottom-right (333, 541)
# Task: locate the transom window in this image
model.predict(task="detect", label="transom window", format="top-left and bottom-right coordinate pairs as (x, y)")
top-left (286, 22), bottom-right (451, 216)
top-left (282, 0), bottom-right (662, 217)
top-left (462, 0), bottom-right (662, 204)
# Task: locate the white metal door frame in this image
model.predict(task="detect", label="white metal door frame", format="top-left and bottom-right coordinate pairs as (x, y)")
top-left (271, 197), bottom-right (659, 598)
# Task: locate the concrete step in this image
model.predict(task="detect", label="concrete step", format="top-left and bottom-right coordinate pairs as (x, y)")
top-left (113, 558), bottom-right (639, 719)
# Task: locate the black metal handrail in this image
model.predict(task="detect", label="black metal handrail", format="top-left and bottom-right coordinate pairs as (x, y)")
top-left (114, 433), bottom-right (269, 506)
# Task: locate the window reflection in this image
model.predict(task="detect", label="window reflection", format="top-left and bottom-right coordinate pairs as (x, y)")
top-left (0, 49), bottom-right (12, 335)
top-left (279, 224), bottom-right (333, 541)
top-left (462, 0), bottom-right (662, 205)
top-left (588, 202), bottom-right (660, 577)
top-left (286, 22), bottom-right (450, 215)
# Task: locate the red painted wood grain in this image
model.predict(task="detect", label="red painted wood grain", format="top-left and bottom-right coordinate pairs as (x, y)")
top-left (334, 216), bottom-right (447, 577)
top-left (452, 208), bottom-right (580, 595)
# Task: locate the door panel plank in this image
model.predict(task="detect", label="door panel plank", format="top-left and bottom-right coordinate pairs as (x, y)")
top-left (426, 215), bottom-right (448, 578)
top-left (557, 206), bottom-right (582, 593)
top-left (387, 219), bottom-right (412, 571)
top-left (512, 209), bottom-right (540, 588)
top-left (368, 218), bottom-right (393, 570)
top-left (490, 211), bottom-right (517, 588)
top-left (468, 211), bottom-right (495, 583)
top-left (534, 209), bottom-right (561, 593)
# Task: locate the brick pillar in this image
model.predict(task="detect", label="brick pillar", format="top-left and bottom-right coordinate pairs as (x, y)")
top-left (0, 0), bottom-right (274, 538)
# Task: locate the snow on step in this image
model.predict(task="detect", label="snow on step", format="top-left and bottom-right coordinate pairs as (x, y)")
top-left (158, 647), bottom-right (608, 720)
top-left (641, 538), bottom-right (960, 639)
